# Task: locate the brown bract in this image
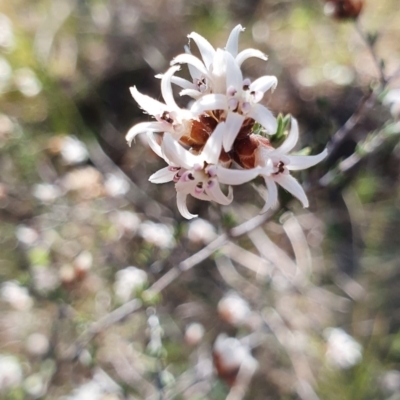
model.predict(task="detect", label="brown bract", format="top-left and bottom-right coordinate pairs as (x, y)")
top-left (232, 134), bottom-right (272, 169)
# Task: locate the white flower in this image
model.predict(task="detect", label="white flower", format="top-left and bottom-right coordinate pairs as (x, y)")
top-left (126, 66), bottom-right (194, 145)
top-left (218, 292), bottom-right (251, 326)
top-left (190, 51), bottom-right (278, 151)
top-left (213, 334), bottom-right (258, 383)
top-left (113, 266), bottom-right (148, 302)
top-left (0, 355), bottom-right (23, 392)
top-left (324, 328), bottom-right (363, 369)
top-left (139, 221), bottom-right (175, 248)
top-left (169, 25), bottom-right (278, 151)
top-left (255, 118), bottom-right (327, 212)
top-left (149, 122), bottom-right (262, 219)
top-left (170, 25), bottom-right (268, 99)
top-left (1, 281), bottom-right (33, 311)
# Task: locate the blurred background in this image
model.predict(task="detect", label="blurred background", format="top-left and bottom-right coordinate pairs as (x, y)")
top-left (1, 0), bottom-right (400, 399)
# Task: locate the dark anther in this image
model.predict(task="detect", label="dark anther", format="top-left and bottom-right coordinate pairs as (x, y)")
top-left (243, 84), bottom-right (250, 90)
top-left (188, 173), bottom-right (195, 180)
top-left (196, 182), bottom-right (203, 188)
top-left (161, 111), bottom-right (174, 124)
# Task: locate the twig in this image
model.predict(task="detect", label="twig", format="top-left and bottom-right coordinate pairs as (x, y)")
top-left (150, 211), bottom-right (273, 293)
top-left (354, 20), bottom-right (387, 86)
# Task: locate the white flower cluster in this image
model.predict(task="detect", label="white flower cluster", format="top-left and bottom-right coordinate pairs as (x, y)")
top-left (127, 25), bottom-right (327, 219)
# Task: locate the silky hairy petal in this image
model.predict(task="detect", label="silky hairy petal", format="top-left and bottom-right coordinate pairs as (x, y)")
top-left (191, 94), bottom-right (227, 114)
top-left (225, 51), bottom-right (243, 92)
top-left (249, 104), bottom-right (277, 135)
top-left (188, 32), bottom-right (216, 69)
top-left (149, 167), bottom-right (176, 184)
top-left (250, 75), bottom-right (278, 94)
top-left (171, 54), bottom-right (209, 79)
top-left (277, 117), bottom-right (299, 154)
top-left (206, 184), bottom-right (233, 205)
top-left (170, 76), bottom-right (196, 90)
top-left (126, 122), bottom-right (163, 145)
top-left (260, 177), bottom-right (278, 213)
top-left (236, 48), bottom-right (268, 66)
top-left (216, 166), bottom-right (260, 185)
top-left (225, 24), bottom-right (245, 57)
top-left (275, 174), bottom-right (309, 208)
top-left (287, 149), bottom-right (328, 171)
top-left (202, 122), bottom-right (225, 165)
top-left (146, 132), bottom-right (164, 159)
top-left (162, 133), bottom-right (197, 170)
top-left (130, 86), bottom-right (166, 116)
top-left (161, 66), bottom-right (181, 110)
top-left (179, 89), bottom-right (202, 99)
top-left (211, 49), bottom-right (228, 93)
top-left (223, 112), bottom-right (246, 152)
top-left (177, 192), bottom-right (198, 219)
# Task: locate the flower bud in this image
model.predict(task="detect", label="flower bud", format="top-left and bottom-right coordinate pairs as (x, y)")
top-left (324, 0), bottom-right (363, 20)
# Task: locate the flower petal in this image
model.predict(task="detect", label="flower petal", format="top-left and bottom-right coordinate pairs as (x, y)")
top-left (162, 133), bottom-right (197, 169)
top-left (170, 75), bottom-right (196, 90)
top-left (250, 75), bottom-right (278, 95)
top-left (191, 94), bottom-right (227, 115)
top-left (206, 183), bottom-right (233, 205)
top-left (225, 51), bottom-right (243, 92)
top-left (211, 49), bottom-right (228, 93)
top-left (188, 32), bottom-right (216, 69)
top-left (179, 89), bottom-right (201, 98)
top-left (130, 86), bottom-right (166, 116)
top-left (248, 103), bottom-right (277, 135)
top-left (161, 66), bottom-right (181, 110)
top-left (287, 149), bottom-right (328, 171)
top-left (171, 54), bottom-right (209, 79)
top-left (126, 122), bottom-right (164, 145)
top-left (275, 174), bottom-right (309, 208)
top-left (216, 166), bottom-right (260, 185)
top-left (223, 112), bottom-right (245, 152)
top-left (260, 177), bottom-right (278, 213)
top-left (236, 49), bottom-right (268, 66)
top-left (225, 24), bottom-right (245, 57)
top-left (277, 117), bottom-right (299, 154)
top-left (177, 192), bottom-right (198, 219)
top-left (202, 122), bottom-right (225, 165)
top-left (149, 166), bottom-right (176, 184)
top-left (146, 132), bottom-right (164, 159)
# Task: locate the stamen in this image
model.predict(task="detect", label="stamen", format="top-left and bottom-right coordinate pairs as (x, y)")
top-left (161, 111), bottom-right (174, 124)
top-left (227, 86), bottom-right (237, 97)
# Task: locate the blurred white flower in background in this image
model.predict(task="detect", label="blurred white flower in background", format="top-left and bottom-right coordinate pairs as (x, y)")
top-left (0, 14), bottom-right (15, 51)
top-left (1, 281), bottom-right (33, 311)
top-left (104, 173), bottom-right (130, 197)
top-left (217, 292), bottom-right (251, 326)
top-left (139, 221), bottom-right (175, 248)
top-left (33, 183), bottom-right (62, 203)
top-left (113, 266), bottom-right (148, 302)
top-left (15, 225), bottom-right (39, 246)
top-left (65, 369), bottom-right (121, 400)
top-left (60, 135), bottom-right (89, 165)
top-left (0, 355), bottom-right (23, 392)
top-left (213, 334), bottom-right (258, 386)
top-left (324, 328), bottom-right (363, 369)
top-left (14, 68), bottom-right (42, 97)
top-left (187, 218), bottom-right (217, 244)
top-left (383, 89), bottom-right (400, 120)
top-left (184, 322), bottom-right (205, 346)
